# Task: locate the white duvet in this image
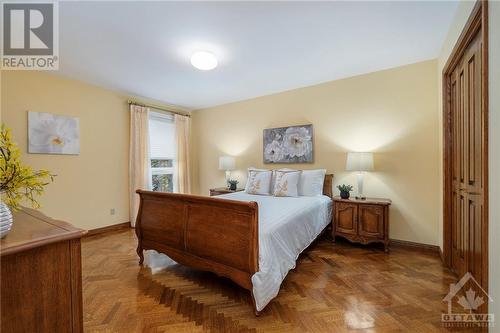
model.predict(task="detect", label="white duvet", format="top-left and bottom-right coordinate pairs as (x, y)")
top-left (218, 192), bottom-right (332, 311)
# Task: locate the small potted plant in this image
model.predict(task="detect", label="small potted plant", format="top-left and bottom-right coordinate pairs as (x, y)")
top-left (227, 179), bottom-right (239, 191)
top-left (337, 184), bottom-right (353, 199)
top-left (0, 125), bottom-right (55, 238)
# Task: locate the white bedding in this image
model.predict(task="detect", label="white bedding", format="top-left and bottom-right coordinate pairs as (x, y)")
top-left (218, 192), bottom-right (332, 311)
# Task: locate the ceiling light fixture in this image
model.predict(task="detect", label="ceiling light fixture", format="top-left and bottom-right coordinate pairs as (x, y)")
top-left (190, 51), bottom-right (218, 70)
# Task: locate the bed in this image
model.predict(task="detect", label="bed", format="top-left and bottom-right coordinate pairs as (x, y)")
top-left (135, 174), bottom-right (333, 314)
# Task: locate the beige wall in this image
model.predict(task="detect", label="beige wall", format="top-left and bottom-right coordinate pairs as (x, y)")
top-left (192, 60), bottom-right (440, 246)
top-left (1, 71), bottom-right (129, 230)
top-left (1, 71), bottom-right (188, 230)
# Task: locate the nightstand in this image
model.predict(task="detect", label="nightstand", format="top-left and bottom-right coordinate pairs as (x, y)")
top-left (209, 187), bottom-right (244, 196)
top-left (332, 196), bottom-right (391, 252)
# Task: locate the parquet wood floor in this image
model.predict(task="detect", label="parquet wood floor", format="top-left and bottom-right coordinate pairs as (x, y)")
top-left (82, 229), bottom-right (476, 333)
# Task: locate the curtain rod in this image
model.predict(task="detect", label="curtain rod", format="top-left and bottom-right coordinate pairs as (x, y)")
top-left (127, 100), bottom-right (191, 118)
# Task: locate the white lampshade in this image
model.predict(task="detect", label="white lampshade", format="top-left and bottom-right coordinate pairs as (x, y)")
top-left (218, 156), bottom-right (236, 171)
top-left (346, 152), bottom-right (374, 171)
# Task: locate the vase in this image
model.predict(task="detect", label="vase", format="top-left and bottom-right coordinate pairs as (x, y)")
top-left (0, 198), bottom-right (13, 239)
top-left (340, 191), bottom-right (350, 199)
top-left (229, 183), bottom-right (237, 191)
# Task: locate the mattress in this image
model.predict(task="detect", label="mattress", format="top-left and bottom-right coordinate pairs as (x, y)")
top-left (218, 192), bottom-right (332, 311)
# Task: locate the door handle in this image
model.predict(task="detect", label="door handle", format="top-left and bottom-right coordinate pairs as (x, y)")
top-left (457, 189), bottom-right (481, 195)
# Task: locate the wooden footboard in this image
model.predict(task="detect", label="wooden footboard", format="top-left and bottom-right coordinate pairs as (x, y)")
top-left (135, 191), bottom-right (259, 292)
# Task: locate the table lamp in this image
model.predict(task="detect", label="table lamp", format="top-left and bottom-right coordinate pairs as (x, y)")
top-left (345, 152), bottom-right (374, 200)
top-left (219, 156), bottom-right (236, 187)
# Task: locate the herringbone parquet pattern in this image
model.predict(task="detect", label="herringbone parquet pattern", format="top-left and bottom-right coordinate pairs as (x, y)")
top-left (82, 229), bottom-right (472, 332)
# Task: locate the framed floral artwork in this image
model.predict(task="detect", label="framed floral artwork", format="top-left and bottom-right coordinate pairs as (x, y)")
top-left (263, 124), bottom-right (313, 163)
top-left (28, 111), bottom-right (80, 155)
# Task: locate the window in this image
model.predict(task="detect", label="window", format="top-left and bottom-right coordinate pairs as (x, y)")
top-left (148, 111), bottom-right (176, 192)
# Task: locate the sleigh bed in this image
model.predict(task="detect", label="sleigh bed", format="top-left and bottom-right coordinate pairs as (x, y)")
top-left (135, 174), bottom-right (333, 315)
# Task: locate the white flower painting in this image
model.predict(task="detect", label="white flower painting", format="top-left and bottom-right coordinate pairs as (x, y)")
top-left (28, 112), bottom-right (80, 155)
top-left (264, 140), bottom-right (285, 163)
top-left (263, 125), bottom-right (313, 163)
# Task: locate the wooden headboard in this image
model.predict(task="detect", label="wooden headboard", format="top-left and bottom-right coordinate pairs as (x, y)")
top-left (323, 174), bottom-right (334, 199)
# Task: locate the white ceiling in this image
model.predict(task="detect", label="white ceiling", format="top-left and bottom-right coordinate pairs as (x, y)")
top-left (58, 1), bottom-right (458, 110)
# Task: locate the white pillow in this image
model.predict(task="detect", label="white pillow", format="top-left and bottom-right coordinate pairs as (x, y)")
top-left (298, 169), bottom-right (327, 196)
top-left (244, 167), bottom-right (270, 192)
top-left (273, 170), bottom-right (300, 197)
top-left (245, 169), bottom-right (272, 195)
top-left (271, 168), bottom-right (297, 188)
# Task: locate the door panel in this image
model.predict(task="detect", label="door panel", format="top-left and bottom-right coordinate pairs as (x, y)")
top-left (468, 194), bottom-right (483, 283)
top-left (452, 191), bottom-right (467, 277)
top-left (467, 54), bottom-right (477, 186)
top-left (451, 62), bottom-right (468, 277)
top-left (358, 204), bottom-right (384, 238)
top-left (459, 66), bottom-right (467, 185)
top-left (335, 203), bottom-right (357, 235)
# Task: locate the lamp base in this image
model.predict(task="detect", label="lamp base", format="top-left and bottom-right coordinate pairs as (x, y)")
top-left (225, 170), bottom-right (231, 188)
top-left (356, 172), bottom-right (366, 201)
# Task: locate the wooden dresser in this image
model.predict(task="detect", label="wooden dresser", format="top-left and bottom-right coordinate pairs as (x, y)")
top-left (0, 208), bottom-right (87, 333)
top-left (332, 196), bottom-right (391, 252)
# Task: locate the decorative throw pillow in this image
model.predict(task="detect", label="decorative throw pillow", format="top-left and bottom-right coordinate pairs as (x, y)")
top-left (271, 168), bottom-right (297, 189)
top-left (273, 170), bottom-right (300, 197)
top-left (245, 169), bottom-right (272, 195)
top-left (244, 167), bottom-right (270, 192)
top-left (298, 169), bottom-right (326, 196)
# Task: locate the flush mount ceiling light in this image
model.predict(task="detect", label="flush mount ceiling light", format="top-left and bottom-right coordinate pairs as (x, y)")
top-left (190, 51), bottom-right (218, 70)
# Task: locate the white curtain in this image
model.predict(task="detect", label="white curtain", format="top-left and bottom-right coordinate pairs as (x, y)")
top-left (129, 105), bottom-right (150, 227)
top-left (175, 114), bottom-right (191, 194)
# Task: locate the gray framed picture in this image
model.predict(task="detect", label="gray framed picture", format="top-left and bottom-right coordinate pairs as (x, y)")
top-left (263, 124), bottom-right (313, 163)
top-left (28, 111), bottom-right (80, 155)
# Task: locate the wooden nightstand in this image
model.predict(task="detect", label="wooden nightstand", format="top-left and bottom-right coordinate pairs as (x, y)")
top-left (332, 196), bottom-right (392, 252)
top-left (209, 187), bottom-right (244, 196)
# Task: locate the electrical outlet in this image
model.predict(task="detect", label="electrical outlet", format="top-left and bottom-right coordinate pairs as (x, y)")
top-left (110, 208), bottom-right (115, 215)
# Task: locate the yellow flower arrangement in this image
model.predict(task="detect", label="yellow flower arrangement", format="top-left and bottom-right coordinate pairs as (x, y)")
top-left (0, 124), bottom-right (55, 210)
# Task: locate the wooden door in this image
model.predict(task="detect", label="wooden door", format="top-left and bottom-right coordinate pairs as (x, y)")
top-left (358, 204), bottom-right (384, 239)
top-left (335, 202), bottom-right (357, 235)
top-left (449, 29), bottom-right (485, 285)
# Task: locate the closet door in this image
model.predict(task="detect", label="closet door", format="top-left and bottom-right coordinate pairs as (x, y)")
top-left (450, 30), bottom-right (485, 284)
